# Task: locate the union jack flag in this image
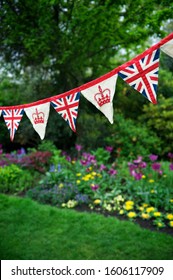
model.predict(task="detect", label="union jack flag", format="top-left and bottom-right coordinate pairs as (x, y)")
top-left (118, 48), bottom-right (160, 104)
top-left (2, 108), bottom-right (24, 141)
top-left (51, 92), bottom-right (80, 132)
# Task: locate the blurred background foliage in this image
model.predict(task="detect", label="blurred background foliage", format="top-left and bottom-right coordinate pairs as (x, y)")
top-left (0, 0), bottom-right (173, 156)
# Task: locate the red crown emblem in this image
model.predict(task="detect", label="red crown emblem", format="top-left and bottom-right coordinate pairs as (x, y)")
top-left (32, 108), bottom-right (45, 124)
top-left (94, 85), bottom-right (111, 107)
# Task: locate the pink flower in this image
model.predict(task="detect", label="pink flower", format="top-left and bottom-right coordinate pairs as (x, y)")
top-left (149, 154), bottom-right (158, 161)
top-left (151, 162), bottom-right (161, 171)
top-left (170, 163), bottom-right (173, 170)
top-left (91, 184), bottom-right (99, 191)
top-left (75, 144), bottom-right (82, 151)
top-left (168, 152), bottom-right (173, 159)
top-left (105, 146), bottom-right (113, 153)
top-left (99, 164), bottom-right (106, 171)
top-left (108, 168), bottom-right (117, 176)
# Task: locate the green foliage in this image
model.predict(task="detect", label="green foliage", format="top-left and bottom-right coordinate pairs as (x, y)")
top-left (1, 194), bottom-right (173, 260)
top-left (0, 164), bottom-right (33, 193)
top-left (140, 95), bottom-right (173, 155)
top-left (105, 113), bottom-right (162, 159)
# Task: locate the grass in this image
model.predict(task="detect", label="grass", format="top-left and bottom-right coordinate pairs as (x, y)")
top-left (0, 194), bottom-right (173, 260)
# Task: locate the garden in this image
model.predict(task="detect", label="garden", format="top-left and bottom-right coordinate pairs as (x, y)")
top-left (0, 0), bottom-right (173, 260)
top-left (0, 140), bottom-right (173, 235)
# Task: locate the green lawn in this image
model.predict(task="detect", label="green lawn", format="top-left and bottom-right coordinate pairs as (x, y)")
top-left (0, 194), bottom-right (173, 260)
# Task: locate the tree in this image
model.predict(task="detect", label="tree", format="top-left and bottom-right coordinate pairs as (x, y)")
top-left (0, 0), bottom-right (173, 149)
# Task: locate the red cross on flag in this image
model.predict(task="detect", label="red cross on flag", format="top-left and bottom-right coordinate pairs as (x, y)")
top-left (2, 108), bottom-right (24, 141)
top-left (118, 48), bottom-right (160, 104)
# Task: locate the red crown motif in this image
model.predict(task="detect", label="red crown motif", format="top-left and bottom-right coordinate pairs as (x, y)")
top-left (94, 85), bottom-right (111, 107)
top-left (32, 108), bottom-right (45, 124)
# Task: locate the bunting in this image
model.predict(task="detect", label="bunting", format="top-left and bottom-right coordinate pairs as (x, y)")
top-left (2, 108), bottom-right (24, 141)
top-left (24, 103), bottom-right (50, 140)
top-left (81, 74), bottom-right (118, 123)
top-left (51, 91), bottom-right (80, 132)
top-left (160, 39), bottom-right (173, 58)
top-left (0, 32), bottom-right (173, 141)
top-left (118, 49), bottom-right (160, 104)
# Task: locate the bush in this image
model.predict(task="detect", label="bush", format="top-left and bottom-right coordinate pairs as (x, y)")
top-left (105, 113), bottom-right (162, 159)
top-left (140, 95), bottom-right (173, 155)
top-left (0, 164), bottom-right (34, 194)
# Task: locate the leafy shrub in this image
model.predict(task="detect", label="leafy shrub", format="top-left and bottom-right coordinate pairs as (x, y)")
top-left (140, 95), bottom-right (173, 155)
top-left (0, 164), bottom-right (33, 193)
top-left (105, 113), bottom-right (162, 159)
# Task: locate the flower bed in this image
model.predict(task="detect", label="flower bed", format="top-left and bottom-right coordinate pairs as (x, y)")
top-left (0, 142), bottom-right (173, 231)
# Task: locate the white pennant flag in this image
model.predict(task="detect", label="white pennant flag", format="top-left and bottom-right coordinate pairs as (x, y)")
top-left (24, 102), bottom-right (50, 140)
top-left (81, 74), bottom-right (118, 123)
top-left (161, 39), bottom-right (173, 58)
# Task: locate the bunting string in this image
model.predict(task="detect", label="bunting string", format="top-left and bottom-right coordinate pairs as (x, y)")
top-left (0, 32), bottom-right (173, 141)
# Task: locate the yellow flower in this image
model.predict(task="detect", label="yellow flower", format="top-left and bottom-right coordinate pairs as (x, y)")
top-left (119, 209), bottom-right (124, 215)
top-left (141, 213), bottom-right (150, 219)
top-left (67, 200), bottom-right (77, 208)
top-left (138, 206), bottom-right (144, 211)
top-left (88, 166), bottom-right (92, 171)
top-left (142, 203), bottom-right (148, 208)
top-left (146, 207), bottom-right (155, 213)
top-left (115, 195), bottom-right (124, 202)
top-left (169, 221), bottom-right (173, 227)
top-left (127, 211), bottom-right (137, 219)
top-left (150, 189), bottom-right (155, 193)
top-left (94, 199), bottom-right (101, 205)
top-left (124, 204), bottom-right (133, 211)
top-left (157, 222), bottom-right (164, 228)
top-left (71, 160), bottom-right (75, 164)
top-left (96, 173), bottom-right (102, 178)
top-left (124, 200), bottom-right (134, 211)
top-left (76, 180), bottom-right (81, 184)
top-left (153, 212), bottom-right (161, 217)
top-left (142, 175), bottom-right (146, 179)
top-left (170, 199), bottom-right (173, 203)
top-left (92, 171), bottom-right (97, 176)
top-left (125, 200), bottom-right (134, 205)
top-left (166, 213), bottom-right (173, 220)
top-left (148, 179), bottom-right (155, 183)
top-left (76, 173), bottom-right (81, 177)
top-left (163, 174), bottom-right (167, 178)
top-left (59, 183), bottom-right (64, 188)
top-left (105, 204), bottom-right (112, 211)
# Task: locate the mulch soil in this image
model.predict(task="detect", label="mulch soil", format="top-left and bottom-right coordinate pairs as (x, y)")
top-left (74, 205), bottom-right (173, 237)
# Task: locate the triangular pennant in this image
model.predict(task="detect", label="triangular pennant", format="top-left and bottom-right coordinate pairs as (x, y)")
top-left (118, 48), bottom-right (160, 104)
top-left (24, 103), bottom-right (50, 140)
top-left (161, 39), bottom-right (173, 58)
top-left (81, 74), bottom-right (118, 123)
top-left (2, 108), bottom-right (24, 141)
top-left (51, 91), bottom-right (80, 132)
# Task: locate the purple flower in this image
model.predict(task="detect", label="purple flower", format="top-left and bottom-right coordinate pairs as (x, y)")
top-left (149, 154), bottom-right (158, 161)
top-left (168, 152), bottom-right (173, 159)
top-left (91, 184), bottom-right (99, 191)
top-left (99, 164), bottom-right (106, 171)
top-left (134, 172), bottom-right (143, 180)
top-left (151, 162), bottom-right (161, 171)
top-left (105, 146), bottom-right (113, 153)
top-left (139, 161), bottom-right (147, 168)
top-left (75, 144), bottom-right (82, 152)
top-left (108, 168), bottom-right (117, 176)
top-left (170, 163), bottom-right (173, 170)
top-left (131, 170), bottom-right (142, 180)
top-left (133, 156), bottom-right (143, 164)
